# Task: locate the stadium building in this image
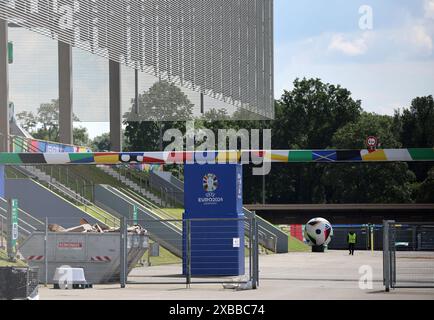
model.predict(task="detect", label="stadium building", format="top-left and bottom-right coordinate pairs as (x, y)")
top-left (0, 0), bottom-right (274, 152)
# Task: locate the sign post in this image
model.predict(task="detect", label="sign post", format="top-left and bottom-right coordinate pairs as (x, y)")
top-left (133, 205), bottom-right (138, 225)
top-left (7, 198), bottom-right (19, 262)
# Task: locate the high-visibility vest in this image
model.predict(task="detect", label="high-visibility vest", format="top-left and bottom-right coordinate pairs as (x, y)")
top-left (348, 233), bottom-right (357, 244)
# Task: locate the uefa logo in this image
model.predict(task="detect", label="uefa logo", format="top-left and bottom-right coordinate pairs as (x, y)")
top-left (203, 174), bottom-right (218, 192)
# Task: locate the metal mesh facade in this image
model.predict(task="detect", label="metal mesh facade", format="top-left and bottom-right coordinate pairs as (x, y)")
top-left (0, 0), bottom-right (274, 119)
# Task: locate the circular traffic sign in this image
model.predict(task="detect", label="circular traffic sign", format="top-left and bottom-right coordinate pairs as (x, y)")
top-left (366, 136), bottom-right (378, 148)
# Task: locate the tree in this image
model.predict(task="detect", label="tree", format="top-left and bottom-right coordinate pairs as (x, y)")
top-left (272, 78), bottom-right (362, 149)
top-left (332, 112), bottom-right (401, 149)
top-left (16, 111), bottom-right (37, 132)
top-left (90, 133), bottom-right (111, 152)
top-left (13, 99), bottom-right (83, 144)
top-left (265, 78), bottom-right (362, 204)
top-left (394, 95), bottom-right (434, 181)
top-left (322, 113), bottom-right (416, 203)
top-left (124, 80), bottom-right (194, 151)
top-left (73, 126), bottom-right (90, 147)
top-left (397, 95), bottom-right (434, 148)
top-left (415, 168), bottom-right (434, 203)
top-left (124, 122), bottom-right (160, 152)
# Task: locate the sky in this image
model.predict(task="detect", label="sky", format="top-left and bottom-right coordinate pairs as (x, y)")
top-left (274, 0), bottom-right (434, 115)
top-left (8, 0), bottom-right (434, 139)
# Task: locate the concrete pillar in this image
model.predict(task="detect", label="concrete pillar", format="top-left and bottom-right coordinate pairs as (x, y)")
top-left (0, 19), bottom-right (9, 152)
top-left (109, 60), bottom-right (122, 152)
top-left (58, 41), bottom-right (73, 145)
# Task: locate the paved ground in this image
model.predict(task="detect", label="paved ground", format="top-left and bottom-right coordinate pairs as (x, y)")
top-left (38, 251), bottom-right (434, 300)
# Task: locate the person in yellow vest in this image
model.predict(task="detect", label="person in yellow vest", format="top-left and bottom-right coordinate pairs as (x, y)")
top-left (347, 231), bottom-right (357, 256)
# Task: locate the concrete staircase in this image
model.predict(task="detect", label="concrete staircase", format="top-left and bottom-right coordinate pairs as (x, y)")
top-left (97, 165), bottom-right (165, 206)
top-left (18, 166), bottom-right (83, 202)
top-left (14, 166), bottom-right (119, 228)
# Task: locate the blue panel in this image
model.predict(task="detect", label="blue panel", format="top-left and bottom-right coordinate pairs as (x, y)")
top-left (0, 165), bottom-right (4, 198)
top-left (183, 164), bottom-right (245, 276)
top-left (184, 164), bottom-right (243, 217)
top-left (183, 219), bottom-right (245, 276)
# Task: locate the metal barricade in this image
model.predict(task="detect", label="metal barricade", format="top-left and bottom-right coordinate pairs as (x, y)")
top-left (383, 220), bottom-right (434, 291)
top-left (122, 216), bottom-right (259, 289)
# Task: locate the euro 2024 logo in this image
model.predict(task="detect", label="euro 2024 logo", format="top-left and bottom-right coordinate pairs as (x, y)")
top-left (203, 174), bottom-right (218, 193)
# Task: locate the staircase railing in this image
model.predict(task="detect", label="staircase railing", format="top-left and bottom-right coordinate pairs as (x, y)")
top-left (10, 166), bottom-right (119, 228)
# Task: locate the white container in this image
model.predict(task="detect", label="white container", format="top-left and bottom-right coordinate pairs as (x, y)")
top-left (19, 232), bottom-right (148, 284)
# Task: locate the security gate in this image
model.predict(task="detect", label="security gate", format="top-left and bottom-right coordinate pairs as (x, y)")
top-left (383, 221), bottom-right (434, 291)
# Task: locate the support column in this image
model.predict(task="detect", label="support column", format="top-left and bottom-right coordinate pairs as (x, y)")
top-left (109, 60), bottom-right (122, 152)
top-left (0, 19), bottom-right (9, 152)
top-left (58, 41), bottom-right (73, 145)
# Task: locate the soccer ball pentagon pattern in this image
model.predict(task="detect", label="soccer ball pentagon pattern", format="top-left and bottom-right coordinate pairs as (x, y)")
top-left (304, 218), bottom-right (333, 247)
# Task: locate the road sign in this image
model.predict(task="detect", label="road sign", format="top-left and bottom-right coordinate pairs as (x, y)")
top-left (366, 136), bottom-right (379, 151)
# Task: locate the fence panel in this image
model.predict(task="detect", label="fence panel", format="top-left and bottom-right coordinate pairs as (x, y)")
top-left (125, 217), bottom-right (259, 289)
top-left (384, 221), bottom-right (434, 290)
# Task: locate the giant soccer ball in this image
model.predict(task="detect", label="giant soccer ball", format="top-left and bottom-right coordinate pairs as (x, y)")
top-left (304, 218), bottom-right (333, 247)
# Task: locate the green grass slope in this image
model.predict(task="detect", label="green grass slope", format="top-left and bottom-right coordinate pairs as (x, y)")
top-left (0, 249), bottom-right (27, 267)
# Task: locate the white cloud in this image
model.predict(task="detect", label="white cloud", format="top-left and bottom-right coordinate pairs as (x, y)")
top-left (409, 25), bottom-right (433, 55)
top-left (425, 0), bottom-right (434, 19)
top-left (327, 33), bottom-right (370, 56)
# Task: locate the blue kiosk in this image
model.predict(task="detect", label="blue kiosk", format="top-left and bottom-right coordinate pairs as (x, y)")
top-left (183, 164), bottom-right (245, 276)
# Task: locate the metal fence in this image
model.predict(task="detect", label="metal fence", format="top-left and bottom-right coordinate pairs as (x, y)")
top-left (15, 216), bottom-right (259, 290)
top-left (16, 216), bottom-right (146, 286)
top-left (123, 217), bottom-right (259, 289)
top-left (383, 220), bottom-right (434, 291)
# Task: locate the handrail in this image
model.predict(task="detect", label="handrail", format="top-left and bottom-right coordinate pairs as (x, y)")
top-left (0, 196), bottom-right (45, 229)
top-left (99, 165), bottom-right (167, 207)
top-left (10, 135), bottom-right (43, 153)
top-left (11, 166), bottom-right (119, 228)
top-left (10, 134), bottom-right (91, 152)
top-left (119, 187), bottom-right (183, 229)
top-left (0, 209), bottom-right (36, 235)
top-left (104, 185), bottom-right (182, 233)
top-left (26, 165), bottom-right (120, 228)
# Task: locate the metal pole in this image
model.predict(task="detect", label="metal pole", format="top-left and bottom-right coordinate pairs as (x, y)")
top-left (134, 69), bottom-right (139, 115)
top-left (147, 241), bottom-right (152, 267)
top-left (249, 217), bottom-right (253, 282)
top-left (0, 215), bottom-right (3, 249)
top-left (383, 220), bottom-right (390, 292)
top-left (371, 225), bottom-right (374, 253)
top-left (109, 60), bottom-right (122, 152)
top-left (58, 41), bottom-right (73, 145)
top-left (252, 212), bottom-right (259, 289)
top-left (76, 180), bottom-right (79, 200)
top-left (186, 219), bottom-right (191, 289)
top-left (0, 19), bottom-right (9, 153)
top-left (44, 217), bottom-right (48, 287)
top-left (120, 216), bottom-right (127, 288)
top-left (255, 217), bottom-right (259, 288)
